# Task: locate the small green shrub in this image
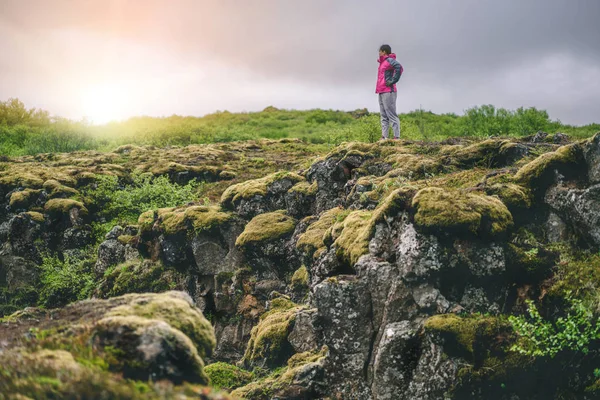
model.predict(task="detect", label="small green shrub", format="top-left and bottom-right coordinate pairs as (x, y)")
top-left (39, 255), bottom-right (95, 309)
top-left (509, 293), bottom-right (600, 358)
top-left (84, 172), bottom-right (202, 240)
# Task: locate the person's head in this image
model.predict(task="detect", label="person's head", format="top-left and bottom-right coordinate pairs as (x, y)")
top-left (379, 44), bottom-right (392, 56)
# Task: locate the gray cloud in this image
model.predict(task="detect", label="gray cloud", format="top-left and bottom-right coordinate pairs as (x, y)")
top-left (1, 0), bottom-right (599, 124)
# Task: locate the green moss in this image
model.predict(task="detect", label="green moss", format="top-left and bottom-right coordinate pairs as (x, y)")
top-left (288, 180), bottom-right (317, 195)
top-left (94, 315), bottom-right (209, 384)
top-left (412, 187), bottom-right (513, 236)
top-left (549, 253), bottom-right (600, 300)
top-left (204, 362), bottom-right (254, 390)
top-left (117, 235), bottom-right (136, 245)
top-left (507, 244), bottom-right (554, 279)
top-left (25, 211), bottom-right (45, 223)
top-left (106, 292), bottom-right (216, 358)
top-left (424, 314), bottom-right (506, 357)
top-left (0, 347), bottom-right (232, 399)
top-left (42, 179), bottom-right (80, 199)
top-left (158, 205), bottom-right (233, 236)
top-left (385, 153), bottom-right (443, 177)
top-left (291, 266), bottom-right (309, 289)
top-left (220, 171), bottom-right (304, 208)
top-left (149, 161), bottom-right (220, 179)
top-left (445, 139), bottom-right (507, 167)
top-left (515, 143), bottom-right (582, 188)
top-left (485, 183), bottom-right (532, 209)
top-left (43, 198), bottom-right (88, 216)
top-left (9, 188), bottom-right (42, 209)
top-left (329, 210), bottom-right (373, 266)
top-left (98, 260), bottom-right (179, 298)
top-left (232, 346), bottom-right (328, 399)
top-left (241, 298), bottom-right (305, 367)
top-left (236, 211), bottom-right (297, 248)
top-left (296, 207), bottom-right (345, 259)
top-left (137, 210), bottom-right (155, 236)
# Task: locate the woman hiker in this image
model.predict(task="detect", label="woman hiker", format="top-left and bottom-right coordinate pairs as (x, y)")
top-left (376, 44), bottom-right (403, 140)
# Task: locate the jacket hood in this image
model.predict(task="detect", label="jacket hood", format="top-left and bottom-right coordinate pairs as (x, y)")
top-left (378, 53), bottom-right (397, 63)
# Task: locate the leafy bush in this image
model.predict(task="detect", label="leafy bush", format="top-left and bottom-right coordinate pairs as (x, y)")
top-left (39, 255), bottom-right (95, 309)
top-left (84, 172), bottom-right (203, 240)
top-left (509, 293), bottom-right (600, 358)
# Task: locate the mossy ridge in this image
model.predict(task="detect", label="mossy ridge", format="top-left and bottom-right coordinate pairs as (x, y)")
top-left (156, 205), bottom-right (233, 236)
top-left (43, 198), bottom-right (88, 217)
top-left (105, 292), bottom-right (216, 359)
top-left (514, 142), bottom-right (583, 189)
top-left (241, 297), bottom-right (306, 367)
top-left (296, 207), bottom-right (346, 259)
top-left (412, 187), bottom-right (513, 236)
top-left (9, 188), bottom-right (42, 209)
top-left (204, 362), bottom-right (254, 391)
top-left (220, 171), bottom-right (305, 208)
top-left (235, 210), bottom-right (297, 248)
top-left (146, 161), bottom-right (221, 179)
top-left (443, 139), bottom-right (512, 168)
top-left (232, 346), bottom-right (328, 399)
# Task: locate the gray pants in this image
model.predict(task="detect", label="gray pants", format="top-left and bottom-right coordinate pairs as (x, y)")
top-left (379, 92), bottom-right (400, 139)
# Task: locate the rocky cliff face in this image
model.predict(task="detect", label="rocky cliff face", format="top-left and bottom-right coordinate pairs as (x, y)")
top-left (2, 134), bottom-right (600, 399)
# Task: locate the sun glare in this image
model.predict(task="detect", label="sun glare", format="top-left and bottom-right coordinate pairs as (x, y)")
top-left (81, 85), bottom-right (131, 125)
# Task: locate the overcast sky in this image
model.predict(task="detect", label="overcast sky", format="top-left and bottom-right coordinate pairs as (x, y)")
top-left (1, 0), bottom-right (599, 124)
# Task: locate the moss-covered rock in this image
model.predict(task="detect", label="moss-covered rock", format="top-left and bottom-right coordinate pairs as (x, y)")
top-left (485, 183), bottom-right (532, 209)
top-left (9, 188), bottom-right (42, 209)
top-left (42, 179), bottom-right (79, 199)
top-left (424, 313), bottom-right (509, 361)
top-left (43, 198), bottom-right (88, 217)
top-left (241, 297), bottom-right (306, 368)
top-left (204, 362), bottom-right (254, 391)
top-left (412, 187), bottom-right (513, 236)
top-left (156, 205), bottom-right (233, 236)
top-left (105, 291), bottom-right (216, 359)
top-left (93, 315), bottom-right (209, 384)
top-left (329, 210), bottom-right (373, 266)
top-left (24, 211), bottom-right (45, 223)
top-left (220, 171), bottom-right (304, 208)
top-left (232, 346), bottom-right (328, 400)
top-left (137, 209), bottom-right (156, 236)
top-left (515, 143), bottom-right (583, 189)
top-left (235, 211), bottom-right (297, 249)
top-left (291, 265), bottom-right (309, 289)
top-left (288, 180), bottom-right (317, 196)
top-left (97, 260), bottom-right (182, 298)
top-left (296, 207), bottom-right (346, 259)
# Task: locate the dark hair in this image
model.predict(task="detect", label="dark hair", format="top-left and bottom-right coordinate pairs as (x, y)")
top-left (379, 44), bottom-right (392, 54)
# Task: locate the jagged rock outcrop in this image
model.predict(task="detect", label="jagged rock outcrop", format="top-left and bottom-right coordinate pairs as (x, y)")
top-left (3, 135), bottom-right (600, 399)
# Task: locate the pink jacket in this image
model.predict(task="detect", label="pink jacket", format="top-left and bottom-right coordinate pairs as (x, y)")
top-left (376, 53), bottom-right (403, 94)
